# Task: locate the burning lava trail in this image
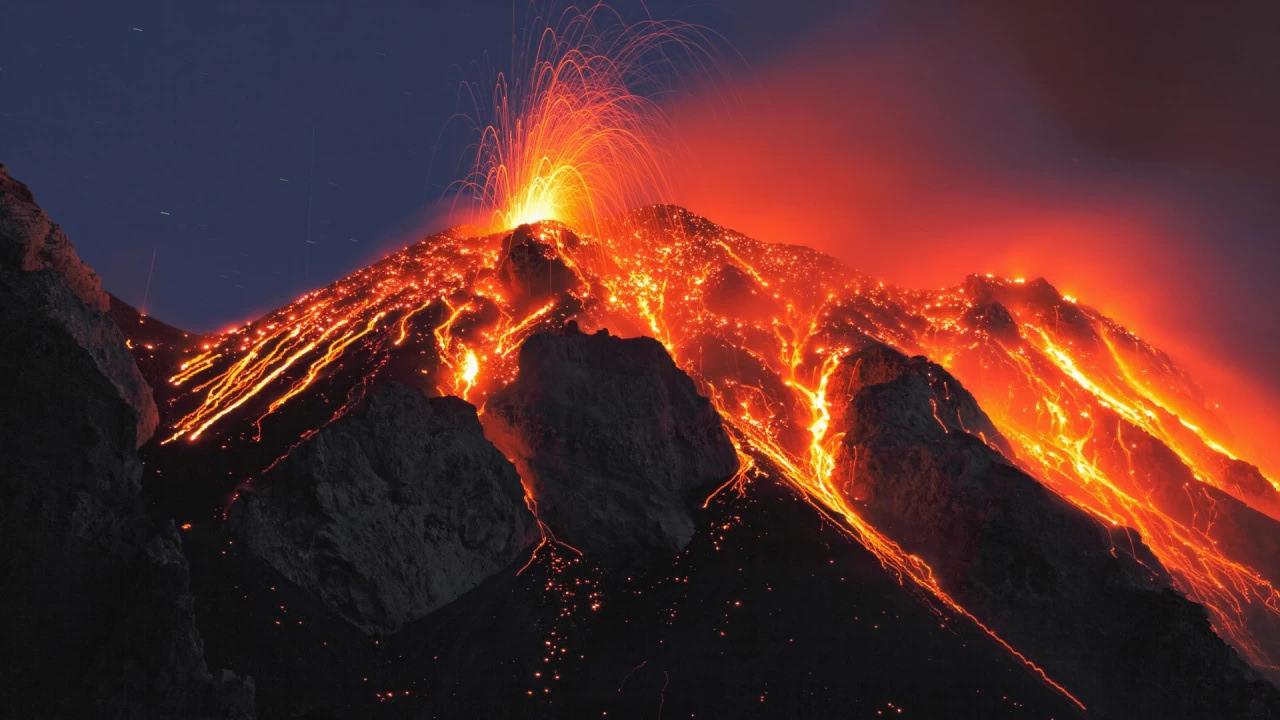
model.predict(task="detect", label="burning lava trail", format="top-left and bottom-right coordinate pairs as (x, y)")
top-left (142, 1), bottom-right (1280, 707)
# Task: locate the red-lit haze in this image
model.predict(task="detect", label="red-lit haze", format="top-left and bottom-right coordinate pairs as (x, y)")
top-left (663, 6), bottom-right (1280, 479)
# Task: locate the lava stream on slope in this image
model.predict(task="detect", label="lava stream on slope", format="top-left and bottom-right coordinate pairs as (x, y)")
top-left (134, 206), bottom-right (1280, 697)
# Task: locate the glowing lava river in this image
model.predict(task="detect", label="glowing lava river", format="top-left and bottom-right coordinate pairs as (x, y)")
top-left (127, 204), bottom-right (1280, 710)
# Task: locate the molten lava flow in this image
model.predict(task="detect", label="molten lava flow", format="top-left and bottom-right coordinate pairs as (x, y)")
top-left (901, 277), bottom-right (1280, 671)
top-left (593, 208), bottom-right (1280, 682)
top-left (700, 312), bottom-right (1086, 709)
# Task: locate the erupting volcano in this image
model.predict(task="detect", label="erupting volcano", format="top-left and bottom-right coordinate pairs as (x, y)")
top-left (128, 202), bottom-right (1280, 710)
top-left (4, 2), bottom-right (1280, 719)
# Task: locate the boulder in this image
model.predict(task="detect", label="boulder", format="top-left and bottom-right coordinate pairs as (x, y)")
top-left (495, 224), bottom-right (583, 304)
top-left (228, 383), bottom-right (538, 635)
top-left (486, 324), bottom-right (738, 565)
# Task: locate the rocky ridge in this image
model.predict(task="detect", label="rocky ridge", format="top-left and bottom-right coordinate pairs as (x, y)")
top-left (829, 343), bottom-right (1280, 718)
top-left (0, 164), bottom-right (252, 718)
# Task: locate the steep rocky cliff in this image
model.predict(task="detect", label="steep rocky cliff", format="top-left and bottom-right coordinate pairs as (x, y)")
top-left (0, 164), bottom-right (157, 444)
top-left (0, 164), bottom-right (252, 718)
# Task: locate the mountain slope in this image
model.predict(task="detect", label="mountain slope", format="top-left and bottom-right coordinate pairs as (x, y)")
top-left (102, 201), bottom-right (1280, 717)
top-left (0, 164), bottom-right (252, 718)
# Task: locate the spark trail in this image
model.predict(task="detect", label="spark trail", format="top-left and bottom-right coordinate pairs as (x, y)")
top-left (451, 3), bottom-right (714, 236)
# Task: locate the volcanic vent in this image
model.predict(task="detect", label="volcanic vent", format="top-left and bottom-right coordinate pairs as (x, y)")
top-left (102, 200), bottom-right (1280, 718)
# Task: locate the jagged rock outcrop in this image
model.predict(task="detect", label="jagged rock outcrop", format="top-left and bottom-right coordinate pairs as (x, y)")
top-left (0, 166), bottom-right (108, 310)
top-left (828, 342), bottom-right (1017, 463)
top-left (829, 342), bottom-right (1280, 719)
top-left (960, 301), bottom-right (1020, 341)
top-left (495, 224), bottom-right (583, 304)
top-left (228, 383), bottom-right (538, 635)
top-left (486, 324), bottom-right (738, 564)
top-left (0, 165), bottom-right (251, 717)
top-left (0, 164), bottom-right (158, 444)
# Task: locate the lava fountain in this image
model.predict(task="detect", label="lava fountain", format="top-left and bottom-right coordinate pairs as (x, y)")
top-left (451, 2), bottom-right (713, 235)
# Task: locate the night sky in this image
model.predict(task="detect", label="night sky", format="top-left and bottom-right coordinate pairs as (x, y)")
top-left (3, 1), bottom-right (1279, 411)
top-left (0, 0), bottom-right (846, 329)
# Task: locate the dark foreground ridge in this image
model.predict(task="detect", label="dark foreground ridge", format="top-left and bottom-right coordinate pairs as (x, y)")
top-left (2, 164), bottom-right (1279, 719)
top-left (0, 164), bottom-right (253, 718)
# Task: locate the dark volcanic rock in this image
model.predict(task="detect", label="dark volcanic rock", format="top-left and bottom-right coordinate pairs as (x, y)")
top-left (960, 301), bottom-right (1020, 342)
top-left (962, 274), bottom-right (1097, 346)
top-left (486, 324), bottom-right (738, 565)
top-left (375, 475), bottom-right (1084, 720)
top-left (828, 341), bottom-right (1017, 462)
top-left (1221, 456), bottom-right (1276, 501)
top-left (0, 164), bottom-right (158, 444)
top-left (829, 342), bottom-right (1280, 719)
top-left (109, 294), bottom-right (202, 405)
top-left (0, 166), bottom-right (251, 717)
top-left (496, 224), bottom-right (583, 304)
top-left (703, 263), bottom-right (778, 323)
top-left (228, 383), bottom-right (538, 635)
top-left (0, 164), bottom-right (109, 310)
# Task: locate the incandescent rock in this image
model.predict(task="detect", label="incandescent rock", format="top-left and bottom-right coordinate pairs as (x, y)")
top-left (0, 166), bottom-right (251, 717)
top-left (486, 324), bottom-right (738, 565)
top-left (228, 383), bottom-right (538, 635)
top-left (0, 163), bottom-right (158, 444)
top-left (829, 342), bottom-right (1280, 719)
